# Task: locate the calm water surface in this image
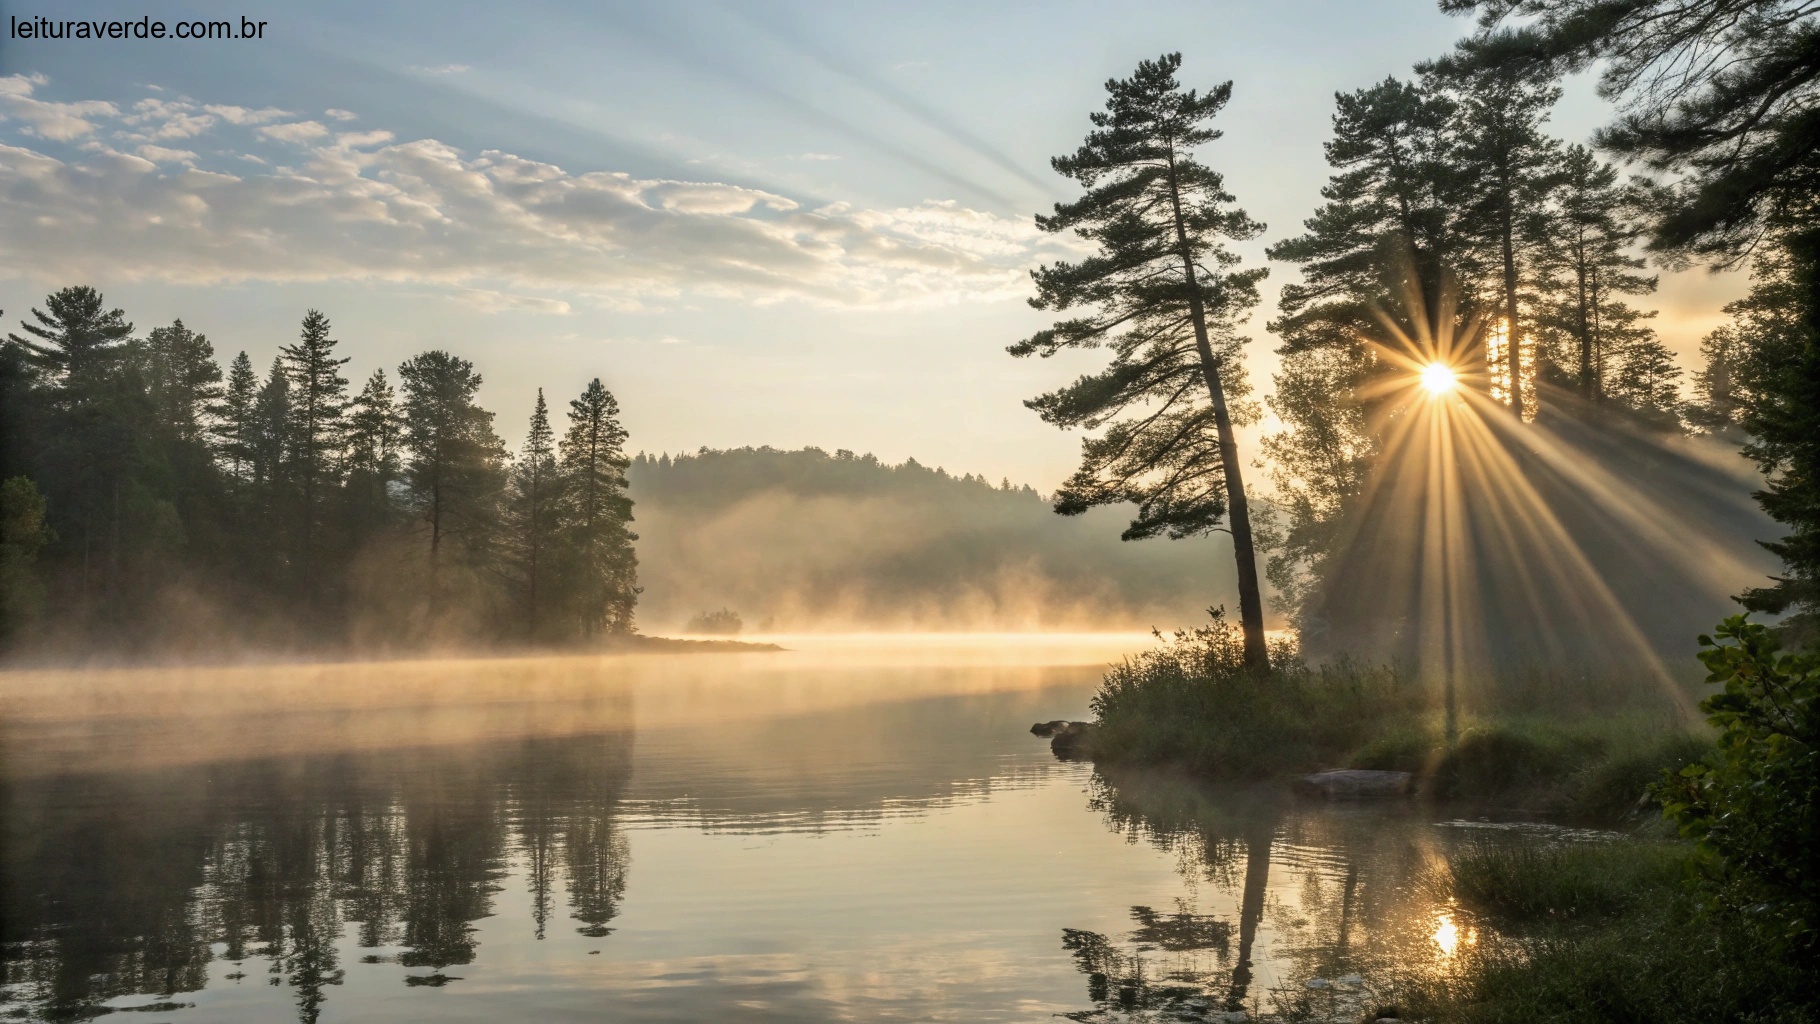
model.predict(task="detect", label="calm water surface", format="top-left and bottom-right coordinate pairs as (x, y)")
top-left (2, 637), bottom-right (1569, 1022)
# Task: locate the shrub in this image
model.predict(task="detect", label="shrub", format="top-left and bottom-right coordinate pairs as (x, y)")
top-left (1654, 615), bottom-right (1820, 946)
top-left (1089, 609), bottom-right (1419, 776)
top-left (683, 607), bottom-right (743, 635)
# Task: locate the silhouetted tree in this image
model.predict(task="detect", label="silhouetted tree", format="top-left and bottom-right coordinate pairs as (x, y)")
top-left (7, 285), bottom-right (133, 382)
top-left (397, 351), bottom-right (505, 613)
top-left (1012, 52), bottom-right (1271, 666)
top-left (343, 369), bottom-right (402, 537)
top-left (217, 351), bottom-right (260, 482)
top-left (144, 319), bottom-right (224, 446)
top-left (1269, 77), bottom-right (1463, 353)
top-left (1533, 145), bottom-right (1658, 402)
top-left (559, 379), bottom-right (637, 637)
top-left (1426, 62), bottom-right (1562, 419)
top-left (504, 390), bottom-right (560, 639)
top-left (1688, 325), bottom-right (1751, 434)
top-left (8, 287), bottom-right (140, 601)
top-left (1442, 1), bottom-right (1820, 632)
top-left (280, 310), bottom-right (350, 595)
top-left (1262, 78), bottom-right (1469, 619)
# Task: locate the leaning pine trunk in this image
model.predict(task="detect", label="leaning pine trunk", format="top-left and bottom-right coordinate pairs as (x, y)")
top-left (1167, 157), bottom-right (1269, 669)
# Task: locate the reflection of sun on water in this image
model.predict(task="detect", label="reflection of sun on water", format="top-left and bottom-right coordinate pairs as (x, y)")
top-left (1433, 913), bottom-right (1460, 956)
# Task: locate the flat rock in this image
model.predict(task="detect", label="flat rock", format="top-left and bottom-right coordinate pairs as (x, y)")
top-left (1292, 769), bottom-right (1415, 800)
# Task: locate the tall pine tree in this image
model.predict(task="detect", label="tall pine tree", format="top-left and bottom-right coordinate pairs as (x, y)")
top-left (397, 351), bottom-right (505, 614)
top-left (1430, 63), bottom-right (1562, 419)
top-left (1533, 145), bottom-right (1658, 402)
top-left (504, 390), bottom-right (561, 639)
top-left (1013, 52), bottom-right (1271, 666)
top-left (344, 368), bottom-right (403, 539)
top-left (280, 310), bottom-right (350, 595)
top-left (559, 379), bottom-right (637, 637)
top-left (216, 352), bottom-right (260, 482)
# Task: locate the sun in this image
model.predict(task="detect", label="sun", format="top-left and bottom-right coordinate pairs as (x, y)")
top-left (1420, 362), bottom-right (1458, 396)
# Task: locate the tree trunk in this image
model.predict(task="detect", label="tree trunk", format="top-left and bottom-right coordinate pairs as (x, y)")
top-left (1501, 202), bottom-right (1524, 418)
top-left (1576, 255), bottom-right (1592, 400)
top-left (1166, 158), bottom-right (1269, 669)
top-left (1224, 820), bottom-right (1273, 1012)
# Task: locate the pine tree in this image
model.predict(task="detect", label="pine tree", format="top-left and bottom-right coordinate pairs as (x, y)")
top-left (344, 368), bottom-right (403, 537)
top-left (1428, 63), bottom-right (1562, 419)
top-left (280, 310), bottom-right (351, 591)
top-left (559, 379), bottom-right (637, 637)
top-left (504, 390), bottom-right (560, 639)
top-left (1262, 79), bottom-right (1469, 622)
top-left (216, 352), bottom-right (260, 481)
top-left (1608, 334), bottom-right (1683, 426)
top-left (250, 358), bottom-right (294, 576)
top-left (7, 285), bottom-right (133, 382)
top-left (145, 319), bottom-right (225, 446)
top-left (7, 288), bottom-right (139, 599)
top-left (1012, 52), bottom-right (1271, 666)
top-left (397, 351), bottom-right (506, 609)
top-left (1533, 145), bottom-right (1658, 401)
top-left (1688, 325), bottom-right (1750, 434)
top-left (1269, 77), bottom-right (1463, 354)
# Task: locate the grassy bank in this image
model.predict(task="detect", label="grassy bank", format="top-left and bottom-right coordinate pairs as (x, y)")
top-left (1383, 840), bottom-right (1816, 1023)
top-left (1087, 620), bottom-right (1710, 820)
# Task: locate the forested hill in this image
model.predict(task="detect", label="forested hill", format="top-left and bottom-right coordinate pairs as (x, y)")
top-left (627, 447), bottom-right (1233, 632)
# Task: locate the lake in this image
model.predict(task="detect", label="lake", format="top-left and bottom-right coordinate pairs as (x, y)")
top-left (1, 636), bottom-right (1583, 1022)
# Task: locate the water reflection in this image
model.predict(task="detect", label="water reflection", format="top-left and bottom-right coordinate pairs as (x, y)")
top-left (1, 734), bottom-right (633, 1022)
top-left (2, 644), bottom-right (1560, 1023)
top-left (1060, 768), bottom-right (1499, 1022)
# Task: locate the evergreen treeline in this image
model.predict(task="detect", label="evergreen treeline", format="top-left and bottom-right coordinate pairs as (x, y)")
top-left (1249, 2), bottom-right (1820, 638)
top-left (0, 288), bottom-right (638, 654)
top-left (1259, 67), bottom-right (1690, 617)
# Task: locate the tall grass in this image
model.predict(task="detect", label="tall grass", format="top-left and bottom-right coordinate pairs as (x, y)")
top-left (1090, 616), bottom-right (1420, 777)
top-left (1088, 614), bottom-right (1713, 819)
top-left (1398, 841), bottom-right (1818, 1023)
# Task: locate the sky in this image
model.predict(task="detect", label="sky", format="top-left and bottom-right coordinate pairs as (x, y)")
top-left (0, 0), bottom-right (1751, 490)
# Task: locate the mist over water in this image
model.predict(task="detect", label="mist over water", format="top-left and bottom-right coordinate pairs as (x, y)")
top-left (2, 639), bottom-right (1552, 1023)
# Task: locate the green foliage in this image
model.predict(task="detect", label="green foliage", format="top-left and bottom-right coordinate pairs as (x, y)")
top-left (558, 378), bottom-right (638, 637)
top-left (1, 286), bottom-right (639, 654)
top-left (1402, 839), bottom-right (1816, 1024)
top-left (0, 476), bottom-right (55, 641)
top-left (1089, 609), bottom-right (1414, 777)
top-left (1655, 615), bottom-right (1820, 944)
top-left (1439, 0), bottom-right (1820, 266)
top-left (1016, 51), bottom-right (1264, 542)
top-left (1443, 839), bottom-right (1689, 925)
top-left (1015, 51), bottom-right (1270, 665)
top-left (1531, 144), bottom-right (1671, 419)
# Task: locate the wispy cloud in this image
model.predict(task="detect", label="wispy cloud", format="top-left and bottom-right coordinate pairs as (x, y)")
top-left (0, 75), bottom-right (1063, 310)
top-left (257, 120), bottom-right (330, 143)
top-left (0, 74), bottom-right (119, 141)
top-left (408, 64), bottom-right (472, 76)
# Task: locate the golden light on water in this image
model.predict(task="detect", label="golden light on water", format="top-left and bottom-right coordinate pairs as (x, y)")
top-left (1419, 362), bottom-right (1458, 396)
top-left (1432, 913), bottom-right (1460, 956)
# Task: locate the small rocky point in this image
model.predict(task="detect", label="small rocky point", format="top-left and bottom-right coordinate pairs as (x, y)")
top-left (1030, 720), bottom-right (1097, 760)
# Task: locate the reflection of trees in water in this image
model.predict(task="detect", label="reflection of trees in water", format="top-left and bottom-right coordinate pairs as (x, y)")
top-left (0, 732), bottom-right (633, 1023)
top-left (1063, 768), bottom-right (1457, 1022)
